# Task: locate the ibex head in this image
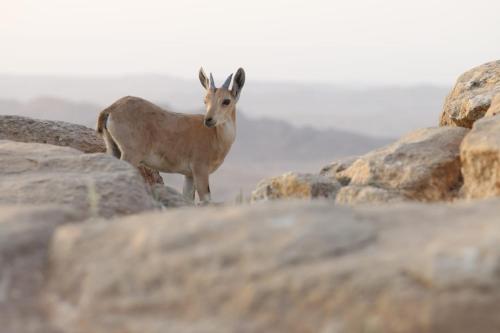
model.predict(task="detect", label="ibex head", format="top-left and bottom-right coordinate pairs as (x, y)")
top-left (199, 67), bottom-right (246, 128)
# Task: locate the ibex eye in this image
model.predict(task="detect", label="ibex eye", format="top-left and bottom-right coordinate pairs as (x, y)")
top-left (222, 99), bottom-right (231, 106)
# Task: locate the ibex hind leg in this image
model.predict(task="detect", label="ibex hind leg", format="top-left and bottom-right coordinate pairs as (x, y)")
top-left (103, 129), bottom-right (122, 158)
top-left (183, 176), bottom-right (195, 202)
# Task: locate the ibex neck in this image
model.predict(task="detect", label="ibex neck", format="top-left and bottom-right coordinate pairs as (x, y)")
top-left (215, 109), bottom-right (236, 146)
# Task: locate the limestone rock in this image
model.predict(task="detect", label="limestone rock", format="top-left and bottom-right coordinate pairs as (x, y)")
top-left (0, 115), bottom-right (163, 185)
top-left (319, 155), bottom-right (357, 185)
top-left (440, 60), bottom-right (500, 128)
top-left (251, 172), bottom-right (340, 201)
top-left (45, 199), bottom-right (500, 333)
top-left (485, 94), bottom-right (500, 117)
top-left (150, 184), bottom-right (192, 208)
top-left (460, 116), bottom-right (500, 198)
top-left (0, 114), bottom-right (106, 153)
top-left (0, 140), bottom-right (158, 218)
top-left (337, 127), bottom-right (468, 201)
top-left (335, 185), bottom-right (407, 204)
top-left (0, 205), bottom-right (82, 333)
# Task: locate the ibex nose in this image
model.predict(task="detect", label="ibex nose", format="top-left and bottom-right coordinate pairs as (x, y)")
top-left (204, 117), bottom-right (215, 128)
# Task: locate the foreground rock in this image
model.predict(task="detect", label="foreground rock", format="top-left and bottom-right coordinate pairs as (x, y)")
top-left (440, 60), bottom-right (500, 128)
top-left (0, 115), bottom-right (163, 185)
top-left (0, 205), bottom-right (81, 333)
top-left (0, 140), bottom-right (158, 217)
top-left (45, 199), bottom-right (500, 333)
top-left (460, 116), bottom-right (500, 198)
top-left (337, 127), bottom-right (469, 202)
top-left (251, 172), bottom-right (340, 201)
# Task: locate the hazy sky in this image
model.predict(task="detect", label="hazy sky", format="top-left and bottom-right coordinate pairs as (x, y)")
top-left (1, 0), bottom-right (499, 84)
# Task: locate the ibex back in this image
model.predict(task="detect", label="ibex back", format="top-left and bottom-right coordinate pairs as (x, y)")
top-left (96, 67), bottom-right (246, 203)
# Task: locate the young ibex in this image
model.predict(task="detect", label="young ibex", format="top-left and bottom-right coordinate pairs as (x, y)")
top-left (96, 67), bottom-right (245, 203)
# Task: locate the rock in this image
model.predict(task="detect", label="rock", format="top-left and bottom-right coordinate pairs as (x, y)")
top-left (139, 166), bottom-right (165, 185)
top-left (0, 114), bottom-right (106, 153)
top-left (335, 185), bottom-right (407, 204)
top-left (440, 60), bottom-right (500, 128)
top-left (0, 205), bottom-right (82, 333)
top-left (319, 155), bottom-right (357, 185)
top-left (45, 199), bottom-right (500, 333)
top-left (0, 140), bottom-right (158, 218)
top-left (337, 127), bottom-right (469, 202)
top-left (150, 184), bottom-right (192, 208)
top-left (0, 115), bottom-right (164, 186)
top-left (485, 94), bottom-right (500, 117)
top-left (460, 116), bottom-right (500, 198)
top-left (251, 172), bottom-right (340, 201)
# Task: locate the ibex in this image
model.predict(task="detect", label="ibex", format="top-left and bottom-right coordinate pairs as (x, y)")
top-left (96, 67), bottom-right (245, 203)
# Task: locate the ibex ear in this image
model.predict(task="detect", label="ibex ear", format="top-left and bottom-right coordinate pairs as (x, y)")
top-left (199, 67), bottom-right (209, 90)
top-left (232, 68), bottom-right (245, 101)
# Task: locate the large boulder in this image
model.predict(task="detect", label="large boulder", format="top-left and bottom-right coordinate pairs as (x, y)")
top-left (0, 115), bottom-right (163, 185)
top-left (45, 199), bottom-right (500, 333)
top-left (0, 205), bottom-right (82, 333)
top-left (337, 127), bottom-right (469, 202)
top-left (0, 114), bottom-right (106, 153)
top-left (251, 172), bottom-right (340, 202)
top-left (440, 60), bottom-right (500, 128)
top-left (0, 140), bottom-right (158, 218)
top-left (460, 116), bottom-right (500, 198)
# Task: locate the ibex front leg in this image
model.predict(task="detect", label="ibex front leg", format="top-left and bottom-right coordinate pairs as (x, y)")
top-left (193, 167), bottom-right (211, 204)
top-left (183, 175), bottom-right (195, 202)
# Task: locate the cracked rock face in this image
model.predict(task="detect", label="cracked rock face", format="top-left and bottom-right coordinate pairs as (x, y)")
top-left (440, 60), bottom-right (500, 128)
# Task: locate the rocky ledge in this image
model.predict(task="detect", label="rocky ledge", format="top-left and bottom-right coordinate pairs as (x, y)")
top-left (253, 60), bottom-right (500, 205)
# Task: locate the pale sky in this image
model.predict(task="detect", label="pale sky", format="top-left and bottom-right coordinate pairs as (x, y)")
top-left (1, 0), bottom-right (499, 84)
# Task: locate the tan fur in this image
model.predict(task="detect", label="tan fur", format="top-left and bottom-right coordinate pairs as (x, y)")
top-left (96, 68), bottom-right (245, 203)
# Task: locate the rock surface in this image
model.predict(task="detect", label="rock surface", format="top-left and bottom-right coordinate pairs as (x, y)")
top-left (151, 184), bottom-right (193, 208)
top-left (485, 94), bottom-right (500, 118)
top-left (0, 114), bottom-right (106, 153)
top-left (335, 185), bottom-right (406, 205)
top-left (0, 205), bottom-right (82, 333)
top-left (337, 127), bottom-right (469, 202)
top-left (251, 172), bottom-right (340, 201)
top-left (0, 140), bottom-right (158, 218)
top-left (45, 199), bottom-right (500, 333)
top-left (440, 60), bottom-right (500, 128)
top-left (0, 115), bottom-right (164, 185)
top-left (319, 155), bottom-right (357, 185)
top-left (460, 116), bottom-right (500, 198)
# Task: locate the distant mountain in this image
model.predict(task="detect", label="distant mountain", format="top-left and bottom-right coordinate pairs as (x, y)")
top-left (0, 74), bottom-right (449, 137)
top-left (0, 97), bottom-right (391, 200)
